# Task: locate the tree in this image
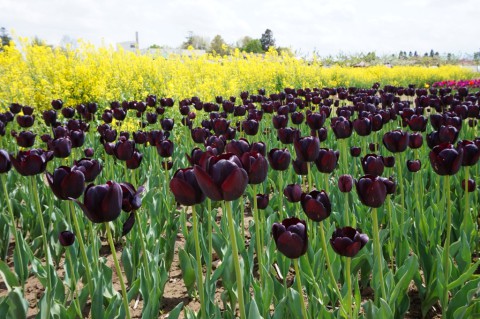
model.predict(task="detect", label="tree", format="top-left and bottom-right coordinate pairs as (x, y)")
top-left (243, 39), bottom-right (263, 53)
top-left (181, 31), bottom-right (209, 50)
top-left (209, 35), bottom-right (230, 56)
top-left (0, 27), bottom-right (12, 47)
top-left (260, 29), bottom-right (275, 51)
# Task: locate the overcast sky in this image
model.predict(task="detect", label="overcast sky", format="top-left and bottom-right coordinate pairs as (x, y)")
top-left (1, 0), bottom-right (479, 57)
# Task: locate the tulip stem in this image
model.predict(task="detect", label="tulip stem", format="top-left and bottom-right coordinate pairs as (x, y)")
top-left (252, 184), bottom-right (264, 286)
top-left (135, 211), bottom-right (153, 292)
top-left (463, 169), bottom-right (470, 237)
top-left (278, 173), bottom-right (284, 218)
top-left (345, 257), bottom-right (353, 319)
top-left (105, 223), bottom-right (131, 319)
top-left (318, 223), bottom-right (347, 317)
top-left (69, 201), bottom-right (95, 303)
top-left (307, 162), bottom-right (313, 192)
top-left (293, 258), bottom-right (309, 319)
top-left (31, 176), bottom-right (52, 318)
top-left (206, 199), bottom-right (213, 284)
top-left (371, 207), bottom-right (387, 304)
top-left (191, 205), bottom-right (206, 319)
top-left (341, 139), bottom-right (351, 226)
top-left (442, 175), bottom-right (452, 310)
top-left (65, 246), bottom-right (83, 318)
top-left (2, 173), bottom-right (25, 289)
top-left (225, 201), bottom-right (246, 319)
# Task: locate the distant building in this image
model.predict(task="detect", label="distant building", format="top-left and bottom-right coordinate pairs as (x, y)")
top-left (117, 41), bottom-right (137, 52)
top-left (141, 48), bottom-right (206, 57)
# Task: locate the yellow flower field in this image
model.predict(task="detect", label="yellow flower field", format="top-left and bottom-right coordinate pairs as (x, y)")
top-left (0, 39), bottom-right (476, 111)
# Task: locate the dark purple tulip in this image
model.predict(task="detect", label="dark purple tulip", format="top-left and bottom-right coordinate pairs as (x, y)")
top-left (462, 178), bottom-right (476, 192)
top-left (46, 166), bottom-right (85, 200)
top-left (409, 132), bottom-right (423, 149)
top-left (407, 115), bottom-right (428, 132)
top-left (292, 158), bottom-right (308, 175)
top-left (76, 181), bottom-right (123, 223)
top-left (73, 158), bottom-right (102, 183)
top-left (361, 154), bottom-right (385, 176)
top-left (59, 231), bottom-right (75, 247)
top-left (170, 168), bottom-right (206, 206)
top-left (22, 106), bottom-right (34, 115)
top-left (84, 148), bottom-right (94, 158)
top-left (291, 112), bottom-right (305, 125)
top-left (136, 101), bottom-right (147, 112)
top-left (356, 175), bottom-right (387, 208)
top-left (331, 116), bottom-right (353, 139)
top-left (242, 119), bottom-right (259, 136)
top-left (407, 159), bottom-right (421, 172)
top-left (119, 182), bottom-right (144, 212)
top-left (69, 130), bottom-right (85, 148)
top-left (226, 139), bottom-right (250, 158)
top-left (284, 184), bottom-right (303, 202)
top-left (101, 110), bottom-right (113, 123)
top-left (315, 148), bottom-right (339, 173)
top-left (212, 118), bottom-right (230, 135)
top-left (457, 140), bottom-right (480, 166)
top-left (133, 131), bottom-right (147, 145)
top-left (102, 128), bottom-right (117, 143)
top-left (301, 190), bottom-right (331, 222)
top-left (338, 174), bottom-right (353, 192)
top-left (126, 150), bottom-right (143, 169)
top-left (381, 176), bottom-right (396, 195)
top-left (383, 156), bottom-right (396, 168)
top-left (272, 115), bottom-right (288, 129)
top-left (193, 154), bottom-right (248, 201)
top-left (161, 118), bottom-right (175, 131)
top-left (256, 194), bottom-right (269, 209)
top-left (0, 149), bottom-right (12, 173)
top-left (190, 127), bottom-right (209, 144)
top-left (205, 135), bottom-right (225, 154)
top-left (330, 227), bottom-right (368, 257)
top-left (306, 111), bottom-right (326, 130)
top-left (272, 217), bottom-right (308, 259)
top-left (350, 147), bottom-right (361, 157)
top-left (10, 149), bottom-right (53, 176)
top-left (294, 136), bottom-right (320, 162)
top-left (50, 99), bottom-right (63, 111)
top-left (156, 139), bottom-right (174, 158)
top-left (438, 125), bottom-right (459, 144)
top-left (103, 142), bottom-right (114, 155)
top-left (161, 160), bottom-right (173, 170)
top-left (240, 151), bottom-right (268, 184)
top-left (277, 127), bottom-right (299, 144)
top-left (353, 117), bottom-right (372, 136)
top-left (48, 137), bottom-right (72, 158)
top-left (9, 103), bottom-right (22, 114)
top-left (16, 115), bottom-right (35, 128)
top-left (146, 112), bottom-right (157, 124)
top-left (251, 142), bottom-right (266, 156)
top-left (383, 130), bottom-right (409, 153)
top-left (42, 110), bottom-right (57, 126)
top-left (147, 130), bottom-right (164, 146)
top-left (113, 108), bottom-right (126, 121)
top-left (12, 130), bottom-right (36, 148)
top-left (0, 121), bottom-right (5, 136)
top-left (60, 107), bottom-right (75, 119)
top-left (268, 148), bottom-right (291, 171)
top-left (429, 143), bottom-right (463, 176)
top-left (113, 137), bottom-right (135, 161)
top-left (370, 114), bottom-right (384, 132)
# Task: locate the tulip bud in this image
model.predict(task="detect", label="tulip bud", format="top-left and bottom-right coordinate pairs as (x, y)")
top-left (272, 217), bottom-right (308, 259)
top-left (330, 227), bottom-right (368, 257)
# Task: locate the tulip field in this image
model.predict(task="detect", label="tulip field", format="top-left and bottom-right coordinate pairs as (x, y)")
top-left (0, 41), bottom-right (479, 319)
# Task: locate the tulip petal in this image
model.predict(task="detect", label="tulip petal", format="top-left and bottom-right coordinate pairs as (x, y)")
top-left (221, 167), bottom-right (248, 201)
top-left (194, 165), bottom-right (223, 201)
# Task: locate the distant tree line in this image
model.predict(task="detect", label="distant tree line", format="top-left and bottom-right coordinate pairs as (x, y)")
top-left (178, 29), bottom-right (293, 56)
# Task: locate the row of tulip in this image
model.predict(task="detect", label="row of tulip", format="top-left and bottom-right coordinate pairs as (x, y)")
top-left (0, 83), bottom-right (479, 318)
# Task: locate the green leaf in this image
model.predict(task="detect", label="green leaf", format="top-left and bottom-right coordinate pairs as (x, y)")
top-left (448, 259), bottom-right (480, 291)
top-left (167, 302), bottom-right (184, 319)
top-left (178, 249), bottom-right (196, 295)
top-left (447, 277), bottom-right (480, 319)
top-left (6, 287), bottom-right (28, 319)
top-left (248, 298), bottom-right (263, 319)
top-left (0, 260), bottom-right (19, 291)
top-left (390, 255), bottom-right (418, 306)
